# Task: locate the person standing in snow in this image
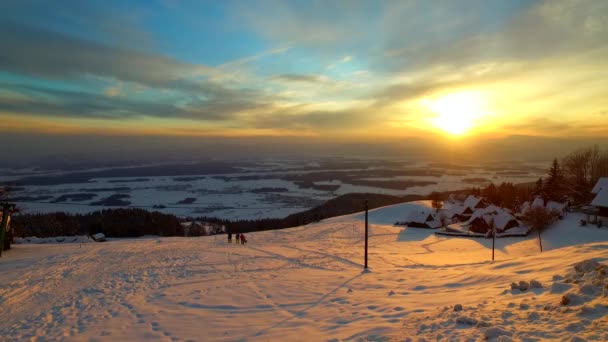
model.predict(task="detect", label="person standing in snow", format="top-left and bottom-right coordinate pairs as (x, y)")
top-left (228, 233), bottom-right (232, 243)
top-left (235, 233), bottom-right (240, 245)
top-left (240, 233), bottom-right (247, 245)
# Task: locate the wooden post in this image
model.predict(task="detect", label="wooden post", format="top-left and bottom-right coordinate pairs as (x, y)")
top-left (537, 229), bottom-right (543, 252)
top-left (0, 204), bottom-right (13, 257)
top-left (364, 199), bottom-right (368, 269)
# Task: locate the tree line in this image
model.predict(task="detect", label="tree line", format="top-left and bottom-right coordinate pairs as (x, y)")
top-left (9, 193), bottom-right (420, 238)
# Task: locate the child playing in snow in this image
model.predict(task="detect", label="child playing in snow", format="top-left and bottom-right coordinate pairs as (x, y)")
top-left (235, 233), bottom-right (240, 244)
top-left (240, 234), bottom-right (247, 245)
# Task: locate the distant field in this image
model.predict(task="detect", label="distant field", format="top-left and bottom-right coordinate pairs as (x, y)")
top-left (3, 158), bottom-right (546, 219)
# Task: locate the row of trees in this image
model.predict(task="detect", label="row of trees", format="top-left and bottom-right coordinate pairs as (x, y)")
top-left (8, 193), bottom-right (420, 238)
top-left (11, 209), bottom-right (184, 238)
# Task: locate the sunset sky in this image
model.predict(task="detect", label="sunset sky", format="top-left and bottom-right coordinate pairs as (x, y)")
top-left (1, 0), bottom-right (608, 162)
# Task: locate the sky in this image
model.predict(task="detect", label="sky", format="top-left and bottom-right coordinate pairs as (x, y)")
top-left (1, 0), bottom-right (608, 164)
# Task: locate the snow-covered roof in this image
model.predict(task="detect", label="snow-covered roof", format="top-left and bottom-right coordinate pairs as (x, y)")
top-left (466, 205), bottom-right (518, 230)
top-left (531, 196), bottom-right (545, 209)
top-left (407, 210), bottom-right (435, 223)
top-left (463, 195), bottom-right (482, 209)
top-left (591, 188), bottom-right (608, 207)
top-left (445, 204), bottom-right (470, 217)
top-left (519, 201), bottom-right (531, 214)
top-left (406, 210), bottom-right (442, 228)
top-left (591, 177), bottom-right (608, 194)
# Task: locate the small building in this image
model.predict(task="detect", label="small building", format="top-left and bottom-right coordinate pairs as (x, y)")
top-left (463, 195), bottom-right (488, 210)
top-left (591, 188), bottom-right (608, 217)
top-left (405, 210), bottom-right (442, 229)
top-left (591, 177), bottom-right (608, 194)
top-left (546, 200), bottom-right (567, 217)
top-left (466, 205), bottom-right (519, 234)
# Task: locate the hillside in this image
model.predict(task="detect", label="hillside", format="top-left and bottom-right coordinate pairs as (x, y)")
top-left (1, 201), bottom-right (607, 341)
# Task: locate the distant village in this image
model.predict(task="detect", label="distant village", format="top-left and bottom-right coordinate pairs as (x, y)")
top-left (396, 176), bottom-right (607, 238)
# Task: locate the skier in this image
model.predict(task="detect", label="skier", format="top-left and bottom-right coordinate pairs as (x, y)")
top-left (240, 233), bottom-right (247, 245)
top-left (228, 233), bottom-right (232, 243)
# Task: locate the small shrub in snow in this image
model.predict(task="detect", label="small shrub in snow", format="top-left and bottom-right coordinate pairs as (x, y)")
top-left (453, 304), bottom-right (463, 311)
top-left (510, 282), bottom-right (519, 291)
top-left (518, 281), bottom-right (529, 291)
top-left (530, 279), bottom-right (543, 288)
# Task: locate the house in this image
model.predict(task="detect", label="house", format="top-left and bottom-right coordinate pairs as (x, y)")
top-left (591, 188), bottom-right (608, 217)
top-left (463, 195), bottom-right (488, 210)
top-left (405, 210), bottom-right (442, 229)
top-left (546, 200), bottom-right (567, 217)
top-left (444, 204), bottom-right (474, 222)
top-left (520, 196), bottom-right (567, 218)
top-left (463, 205), bottom-right (519, 234)
top-left (531, 196), bottom-right (545, 209)
top-left (444, 195), bottom-right (487, 222)
top-left (592, 177), bottom-right (608, 194)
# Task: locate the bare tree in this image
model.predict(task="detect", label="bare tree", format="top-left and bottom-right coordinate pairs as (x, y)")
top-left (562, 145), bottom-right (608, 203)
top-left (430, 191), bottom-right (443, 212)
top-left (521, 206), bottom-right (558, 252)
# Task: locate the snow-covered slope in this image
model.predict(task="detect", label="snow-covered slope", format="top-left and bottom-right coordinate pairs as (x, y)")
top-left (1, 201), bottom-right (607, 341)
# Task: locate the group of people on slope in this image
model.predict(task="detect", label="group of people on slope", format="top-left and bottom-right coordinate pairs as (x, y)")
top-left (227, 233), bottom-right (247, 245)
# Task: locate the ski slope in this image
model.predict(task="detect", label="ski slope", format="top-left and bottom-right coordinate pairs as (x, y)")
top-left (1, 201), bottom-right (607, 341)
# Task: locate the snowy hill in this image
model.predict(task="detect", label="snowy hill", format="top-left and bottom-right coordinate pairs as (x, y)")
top-left (1, 201), bottom-right (607, 341)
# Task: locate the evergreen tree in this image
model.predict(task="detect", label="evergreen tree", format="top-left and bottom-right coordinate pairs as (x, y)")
top-left (544, 158), bottom-right (564, 201)
top-left (534, 177), bottom-right (545, 197)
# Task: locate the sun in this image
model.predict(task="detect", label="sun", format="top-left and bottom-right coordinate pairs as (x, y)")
top-left (424, 91), bottom-right (487, 136)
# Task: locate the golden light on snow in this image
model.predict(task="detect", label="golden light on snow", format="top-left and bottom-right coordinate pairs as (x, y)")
top-left (424, 91), bottom-right (488, 136)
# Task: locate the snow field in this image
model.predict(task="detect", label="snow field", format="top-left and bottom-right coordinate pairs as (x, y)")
top-left (0, 201), bottom-right (607, 341)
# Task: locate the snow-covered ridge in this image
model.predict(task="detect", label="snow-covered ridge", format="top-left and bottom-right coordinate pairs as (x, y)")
top-left (0, 201), bottom-right (606, 341)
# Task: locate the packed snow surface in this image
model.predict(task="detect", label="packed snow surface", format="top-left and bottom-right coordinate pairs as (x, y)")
top-left (1, 201), bottom-right (607, 341)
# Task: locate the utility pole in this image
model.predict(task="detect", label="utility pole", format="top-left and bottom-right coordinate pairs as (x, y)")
top-left (491, 220), bottom-right (496, 261)
top-left (364, 199), bottom-right (368, 269)
top-left (0, 203), bottom-right (15, 257)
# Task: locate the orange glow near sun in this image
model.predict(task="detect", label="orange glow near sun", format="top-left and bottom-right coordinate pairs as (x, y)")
top-left (424, 91), bottom-right (488, 136)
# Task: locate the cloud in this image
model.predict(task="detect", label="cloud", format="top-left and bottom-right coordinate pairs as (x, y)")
top-left (0, 22), bottom-right (209, 88)
top-left (0, 82), bottom-right (273, 122)
top-left (272, 74), bottom-right (327, 83)
top-left (382, 0), bottom-right (608, 71)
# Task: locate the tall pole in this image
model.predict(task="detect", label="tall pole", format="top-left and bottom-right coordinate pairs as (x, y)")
top-left (490, 218), bottom-right (495, 261)
top-left (364, 199), bottom-right (368, 269)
